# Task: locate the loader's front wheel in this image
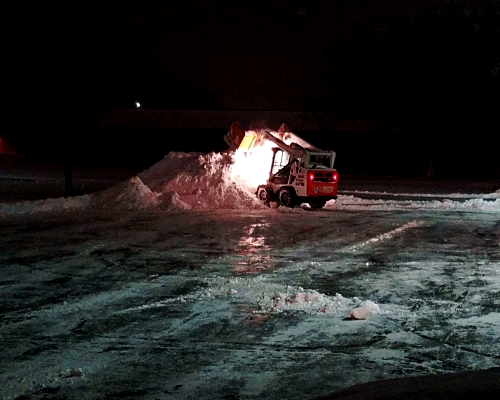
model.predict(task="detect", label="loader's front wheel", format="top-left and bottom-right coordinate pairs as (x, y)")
top-left (257, 186), bottom-right (271, 207)
top-left (279, 188), bottom-right (295, 208)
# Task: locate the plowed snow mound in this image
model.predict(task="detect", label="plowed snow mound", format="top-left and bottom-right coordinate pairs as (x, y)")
top-left (139, 152), bottom-right (264, 210)
top-left (0, 151), bottom-right (264, 215)
top-left (92, 176), bottom-right (159, 210)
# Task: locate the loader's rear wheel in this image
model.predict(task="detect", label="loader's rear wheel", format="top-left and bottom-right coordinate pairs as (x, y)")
top-left (279, 188), bottom-right (295, 208)
top-left (257, 187), bottom-right (271, 207)
top-left (309, 199), bottom-right (326, 209)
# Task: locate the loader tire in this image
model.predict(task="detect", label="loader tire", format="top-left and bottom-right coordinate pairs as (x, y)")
top-left (278, 188), bottom-right (295, 208)
top-left (309, 199), bottom-right (326, 209)
top-left (257, 186), bottom-right (271, 207)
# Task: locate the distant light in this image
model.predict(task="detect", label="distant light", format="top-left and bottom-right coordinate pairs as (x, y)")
top-left (135, 101), bottom-right (141, 108)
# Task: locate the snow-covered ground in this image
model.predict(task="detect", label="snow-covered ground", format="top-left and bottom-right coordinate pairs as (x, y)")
top-left (2, 152), bottom-right (500, 215)
top-left (1, 152), bottom-right (500, 399)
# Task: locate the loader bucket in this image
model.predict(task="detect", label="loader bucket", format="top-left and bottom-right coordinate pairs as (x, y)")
top-left (224, 121), bottom-right (246, 151)
top-left (224, 121), bottom-right (267, 152)
top-left (238, 132), bottom-right (267, 151)
top-left (278, 123), bottom-right (292, 139)
top-left (278, 123), bottom-right (291, 134)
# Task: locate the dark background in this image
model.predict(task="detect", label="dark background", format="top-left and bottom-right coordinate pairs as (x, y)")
top-left (2, 1), bottom-right (499, 177)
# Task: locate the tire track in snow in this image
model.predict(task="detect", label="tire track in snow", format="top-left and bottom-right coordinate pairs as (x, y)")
top-left (341, 220), bottom-right (425, 252)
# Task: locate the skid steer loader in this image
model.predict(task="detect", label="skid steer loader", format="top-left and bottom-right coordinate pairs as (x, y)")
top-left (225, 122), bottom-right (338, 209)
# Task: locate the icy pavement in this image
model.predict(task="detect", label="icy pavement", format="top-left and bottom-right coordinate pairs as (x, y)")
top-left (1, 208), bottom-right (500, 399)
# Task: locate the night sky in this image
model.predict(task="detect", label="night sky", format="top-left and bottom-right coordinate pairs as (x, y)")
top-left (2, 1), bottom-right (500, 175)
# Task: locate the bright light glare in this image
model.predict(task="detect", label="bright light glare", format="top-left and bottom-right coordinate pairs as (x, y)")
top-left (135, 101), bottom-right (141, 108)
top-left (230, 130), bottom-right (293, 189)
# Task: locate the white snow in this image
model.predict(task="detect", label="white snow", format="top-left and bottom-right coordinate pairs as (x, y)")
top-left (329, 195), bottom-right (500, 212)
top-left (0, 151), bottom-right (264, 215)
top-left (138, 151), bottom-right (263, 210)
top-left (0, 194), bottom-right (92, 215)
top-left (341, 189), bottom-right (500, 199)
top-left (92, 176), bottom-right (159, 210)
top-left (119, 274), bottom-right (382, 318)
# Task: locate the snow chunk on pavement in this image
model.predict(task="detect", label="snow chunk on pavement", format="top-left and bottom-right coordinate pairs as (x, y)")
top-left (349, 307), bottom-right (372, 320)
top-left (286, 292), bottom-right (319, 304)
top-left (349, 302), bottom-right (380, 320)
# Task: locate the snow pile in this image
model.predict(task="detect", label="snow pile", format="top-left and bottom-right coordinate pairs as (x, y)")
top-left (91, 176), bottom-right (159, 210)
top-left (0, 151), bottom-right (264, 215)
top-left (155, 191), bottom-right (191, 210)
top-left (138, 152), bottom-right (263, 210)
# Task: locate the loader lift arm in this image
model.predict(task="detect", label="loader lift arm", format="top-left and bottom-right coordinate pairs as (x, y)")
top-left (259, 130), bottom-right (306, 160)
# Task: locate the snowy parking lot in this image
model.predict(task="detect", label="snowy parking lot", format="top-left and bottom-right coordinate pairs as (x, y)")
top-left (2, 207), bottom-right (500, 399)
top-left (2, 153), bottom-right (500, 399)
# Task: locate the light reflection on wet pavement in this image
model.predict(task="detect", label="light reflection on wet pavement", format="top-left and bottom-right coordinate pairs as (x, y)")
top-left (233, 222), bottom-right (277, 274)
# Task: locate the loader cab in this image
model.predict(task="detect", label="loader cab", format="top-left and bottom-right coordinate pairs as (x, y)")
top-left (305, 151), bottom-right (335, 169)
top-left (269, 148), bottom-right (292, 184)
top-left (270, 148), bottom-right (290, 175)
